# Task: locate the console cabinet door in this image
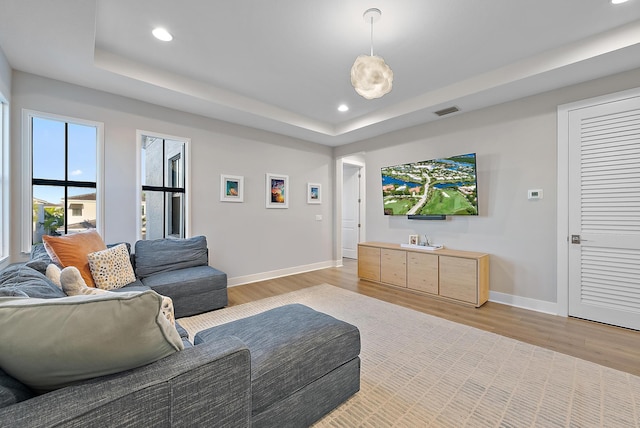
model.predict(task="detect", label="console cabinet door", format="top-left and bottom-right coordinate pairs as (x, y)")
top-left (439, 256), bottom-right (478, 304)
top-left (381, 249), bottom-right (407, 287)
top-left (407, 252), bottom-right (438, 294)
top-left (358, 246), bottom-right (381, 282)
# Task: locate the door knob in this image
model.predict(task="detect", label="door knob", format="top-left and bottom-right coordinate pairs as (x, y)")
top-left (571, 235), bottom-right (589, 244)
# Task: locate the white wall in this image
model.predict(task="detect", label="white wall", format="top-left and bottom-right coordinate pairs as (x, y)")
top-left (8, 67), bottom-right (640, 306)
top-left (0, 47), bottom-right (10, 100)
top-left (10, 72), bottom-right (334, 283)
top-left (336, 68), bottom-right (640, 306)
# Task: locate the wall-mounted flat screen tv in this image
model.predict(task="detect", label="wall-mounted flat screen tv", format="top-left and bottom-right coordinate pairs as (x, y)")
top-left (381, 153), bottom-right (478, 216)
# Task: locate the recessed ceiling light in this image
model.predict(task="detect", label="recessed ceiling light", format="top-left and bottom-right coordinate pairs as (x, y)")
top-left (338, 104), bottom-right (349, 112)
top-left (152, 27), bottom-right (173, 42)
top-left (611, 0), bottom-right (629, 4)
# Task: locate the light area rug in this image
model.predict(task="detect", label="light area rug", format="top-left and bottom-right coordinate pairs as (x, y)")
top-left (178, 284), bottom-right (640, 427)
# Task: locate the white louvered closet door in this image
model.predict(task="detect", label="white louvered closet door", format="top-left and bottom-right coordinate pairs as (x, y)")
top-left (568, 96), bottom-right (640, 330)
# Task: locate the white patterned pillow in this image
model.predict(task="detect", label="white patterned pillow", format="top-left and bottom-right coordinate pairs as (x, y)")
top-left (87, 244), bottom-right (136, 290)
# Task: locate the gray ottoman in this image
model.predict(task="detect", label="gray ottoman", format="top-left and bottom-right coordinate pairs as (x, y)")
top-left (194, 304), bottom-right (361, 427)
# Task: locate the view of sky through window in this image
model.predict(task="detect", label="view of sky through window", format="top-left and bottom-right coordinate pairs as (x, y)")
top-left (32, 117), bottom-right (97, 204)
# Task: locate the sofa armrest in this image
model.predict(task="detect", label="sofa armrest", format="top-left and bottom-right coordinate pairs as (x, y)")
top-left (1, 337), bottom-right (251, 428)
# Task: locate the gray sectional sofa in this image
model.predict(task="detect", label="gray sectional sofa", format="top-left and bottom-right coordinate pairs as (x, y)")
top-left (0, 236), bottom-right (362, 427)
top-left (28, 235), bottom-right (228, 318)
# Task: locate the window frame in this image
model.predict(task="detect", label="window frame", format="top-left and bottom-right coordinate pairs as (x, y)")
top-left (0, 98), bottom-right (8, 265)
top-left (136, 130), bottom-right (190, 241)
top-left (166, 153), bottom-right (184, 237)
top-left (22, 109), bottom-right (104, 253)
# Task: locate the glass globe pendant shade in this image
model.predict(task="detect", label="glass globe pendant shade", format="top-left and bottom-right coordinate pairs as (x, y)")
top-left (351, 54), bottom-right (393, 99)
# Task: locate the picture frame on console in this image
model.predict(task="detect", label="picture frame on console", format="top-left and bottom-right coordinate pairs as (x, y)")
top-left (220, 174), bottom-right (244, 202)
top-left (409, 234), bottom-right (419, 245)
top-left (266, 173), bottom-right (289, 209)
top-left (307, 183), bottom-right (321, 204)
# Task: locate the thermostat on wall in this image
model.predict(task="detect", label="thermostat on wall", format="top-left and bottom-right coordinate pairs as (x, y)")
top-left (528, 189), bottom-right (543, 200)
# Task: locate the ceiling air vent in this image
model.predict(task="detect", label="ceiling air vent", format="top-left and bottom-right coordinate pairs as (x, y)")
top-left (434, 106), bottom-right (460, 117)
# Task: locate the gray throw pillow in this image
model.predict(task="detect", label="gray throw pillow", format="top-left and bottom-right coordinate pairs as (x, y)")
top-left (0, 288), bottom-right (28, 298)
top-left (26, 243), bottom-right (56, 274)
top-left (0, 264), bottom-right (66, 298)
top-left (29, 243), bottom-right (53, 263)
top-left (134, 236), bottom-right (208, 278)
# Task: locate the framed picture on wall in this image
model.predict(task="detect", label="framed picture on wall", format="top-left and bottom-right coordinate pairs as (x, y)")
top-left (266, 173), bottom-right (289, 208)
top-left (307, 183), bottom-right (321, 204)
top-left (220, 174), bottom-right (244, 202)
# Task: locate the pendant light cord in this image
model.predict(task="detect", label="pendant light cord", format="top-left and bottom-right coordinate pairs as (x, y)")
top-left (370, 16), bottom-right (374, 56)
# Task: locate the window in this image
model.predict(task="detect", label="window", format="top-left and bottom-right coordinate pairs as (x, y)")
top-left (23, 111), bottom-right (103, 250)
top-left (69, 203), bottom-right (84, 216)
top-left (139, 132), bottom-right (188, 240)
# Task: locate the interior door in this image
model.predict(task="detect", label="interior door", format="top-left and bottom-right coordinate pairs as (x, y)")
top-left (568, 96), bottom-right (640, 330)
top-left (342, 164), bottom-right (361, 259)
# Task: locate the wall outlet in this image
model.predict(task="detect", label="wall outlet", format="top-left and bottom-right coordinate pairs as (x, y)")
top-left (315, 214), bottom-right (322, 221)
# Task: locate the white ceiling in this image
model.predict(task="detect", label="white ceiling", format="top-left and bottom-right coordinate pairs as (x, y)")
top-left (2, 0), bottom-right (640, 146)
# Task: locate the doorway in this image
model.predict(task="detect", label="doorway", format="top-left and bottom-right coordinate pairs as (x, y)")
top-left (342, 163), bottom-right (361, 259)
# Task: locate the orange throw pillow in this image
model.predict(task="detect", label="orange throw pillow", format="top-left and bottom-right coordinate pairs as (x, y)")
top-left (42, 230), bottom-right (107, 287)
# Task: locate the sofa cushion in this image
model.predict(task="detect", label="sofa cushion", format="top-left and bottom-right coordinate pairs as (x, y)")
top-left (0, 264), bottom-right (66, 298)
top-left (134, 236), bottom-right (208, 278)
top-left (0, 368), bottom-right (34, 409)
top-left (113, 279), bottom-right (149, 293)
top-left (194, 304), bottom-right (361, 416)
top-left (141, 265), bottom-right (227, 297)
top-left (42, 230), bottom-right (107, 287)
top-left (88, 244), bottom-right (137, 290)
top-left (141, 266), bottom-right (227, 317)
top-left (0, 290), bottom-right (184, 393)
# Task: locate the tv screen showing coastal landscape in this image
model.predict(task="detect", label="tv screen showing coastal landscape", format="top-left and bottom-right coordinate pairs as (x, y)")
top-left (381, 153), bottom-right (478, 216)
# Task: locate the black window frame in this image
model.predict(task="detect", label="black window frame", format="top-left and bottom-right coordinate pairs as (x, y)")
top-left (141, 137), bottom-right (186, 239)
top-left (31, 118), bottom-right (97, 238)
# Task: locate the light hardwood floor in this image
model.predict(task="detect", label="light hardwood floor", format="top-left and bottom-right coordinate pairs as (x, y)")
top-left (228, 258), bottom-right (640, 377)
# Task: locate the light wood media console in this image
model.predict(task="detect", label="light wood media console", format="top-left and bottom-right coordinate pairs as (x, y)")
top-left (357, 242), bottom-right (489, 307)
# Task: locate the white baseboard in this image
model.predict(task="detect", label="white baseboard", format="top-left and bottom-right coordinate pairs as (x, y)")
top-left (489, 291), bottom-right (559, 315)
top-left (227, 260), bottom-right (340, 287)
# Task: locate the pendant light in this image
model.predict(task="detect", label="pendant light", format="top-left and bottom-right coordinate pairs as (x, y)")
top-left (350, 8), bottom-right (393, 99)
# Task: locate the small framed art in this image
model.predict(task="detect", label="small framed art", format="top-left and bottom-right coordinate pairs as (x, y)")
top-left (266, 173), bottom-right (289, 208)
top-left (409, 234), bottom-right (419, 245)
top-left (220, 174), bottom-right (244, 202)
top-left (307, 183), bottom-right (321, 204)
